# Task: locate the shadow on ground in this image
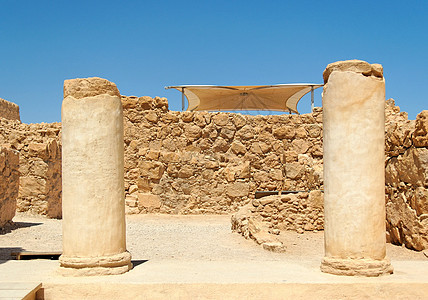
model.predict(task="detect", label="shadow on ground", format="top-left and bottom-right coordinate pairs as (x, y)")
top-left (0, 221), bottom-right (42, 235)
top-left (0, 221), bottom-right (42, 264)
top-left (131, 260), bottom-right (149, 268)
top-left (0, 247), bottom-right (25, 263)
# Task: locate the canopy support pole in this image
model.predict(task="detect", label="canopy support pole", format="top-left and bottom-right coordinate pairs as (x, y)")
top-left (311, 86), bottom-right (314, 113)
top-left (181, 88), bottom-right (185, 111)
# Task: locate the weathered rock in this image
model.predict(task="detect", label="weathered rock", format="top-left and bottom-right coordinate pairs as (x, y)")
top-left (212, 113), bottom-right (229, 126)
top-left (145, 112), bottom-right (158, 123)
top-left (410, 187), bottom-right (428, 216)
top-left (291, 139), bottom-right (310, 154)
top-left (273, 126), bottom-right (295, 139)
top-left (308, 190), bottom-right (323, 209)
top-left (413, 110), bottom-right (428, 147)
top-left (385, 106), bottom-right (428, 250)
top-left (0, 148), bottom-right (19, 227)
top-left (322, 59), bottom-right (383, 84)
top-left (138, 193), bottom-right (161, 209)
top-left (163, 112), bottom-right (179, 123)
top-left (220, 127), bottom-right (235, 140)
top-left (0, 98), bottom-right (20, 121)
top-left (63, 77), bottom-right (120, 99)
top-left (185, 124), bottom-right (202, 140)
top-left (231, 192), bottom-right (324, 250)
top-left (233, 114), bottom-right (246, 128)
top-left (226, 182), bottom-right (250, 198)
top-left (19, 177), bottom-right (46, 197)
top-left (178, 166), bottom-right (194, 178)
top-left (46, 139), bottom-right (62, 218)
top-left (125, 195), bottom-right (138, 208)
top-left (386, 191), bottom-right (428, 251)
top-left (236, 125), bottom-right (255, 140)
top-left (386, 148), bottom-right (428, 187)
top-left (262, 242), bottom-right (286, 253)
top-left (212, 137), bottom-right (229, 152)
top-left (230, 141), bottom-right (246, 155)
top-left (285, 162), bottom-right (304, 179)
top-left (139, 161), bottom-right (165, 180)
top-left (28, 143), bottom-right (48, 160)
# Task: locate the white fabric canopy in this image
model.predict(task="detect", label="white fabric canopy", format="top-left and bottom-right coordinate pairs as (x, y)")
top-left (165, 84), bottom-right (323, 113)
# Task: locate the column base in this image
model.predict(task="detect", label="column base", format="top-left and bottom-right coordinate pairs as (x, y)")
top-left (59, 251), bottom-right (132, 276)
top-left (321, 256), bottom-right (393, 277)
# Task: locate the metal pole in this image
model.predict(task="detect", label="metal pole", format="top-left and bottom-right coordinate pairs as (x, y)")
top-left (181, 88), bottom-right (185, 111)
top-left (311, 86), bottom-right (314, 113)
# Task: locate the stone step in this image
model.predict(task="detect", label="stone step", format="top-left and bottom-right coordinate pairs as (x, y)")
top-left (11, 252), bottom-right (61, 261)
top-left (0, 282), bottom-right (41, 300)
top-left (40, 282), bottom-right (428, 300)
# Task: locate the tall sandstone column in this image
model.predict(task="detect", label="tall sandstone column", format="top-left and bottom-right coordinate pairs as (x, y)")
top-left (59, 77), bottom-right (132, 276)
top-left (321, 60), bottom-right (393, 276)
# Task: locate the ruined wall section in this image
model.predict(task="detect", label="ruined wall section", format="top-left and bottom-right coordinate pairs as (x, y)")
top-left (1, 96), bottom-right (323, 217)
top-left (0, 117), bottom-right (62, 217)
top-left (227, 99), bottom-right (428, 252)
top-left (122, 95), bottom-right (324, 215)
top-left (0, 95), bottom-right (426, 252)
top-left (385, 100), bottom-right (428, 250)
top-left (0, 98), bottom-right (20, 121)
top-left (0, 146), bottom-right (19, 228)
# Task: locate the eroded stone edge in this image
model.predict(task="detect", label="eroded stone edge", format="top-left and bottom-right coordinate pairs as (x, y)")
top-left (323, 60), bottom-right (384, 83)
top-left (320, 257), bottom-right (393, 277)
top-left (63, 77), bottom-right (120, 99)
top-left (59, 251), bottom-right (132, 269)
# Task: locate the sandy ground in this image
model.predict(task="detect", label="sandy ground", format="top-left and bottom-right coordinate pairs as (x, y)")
top-left (1, 213), bottom-right (428, 299)
top-left (1, 212), bottom-right (426, 262)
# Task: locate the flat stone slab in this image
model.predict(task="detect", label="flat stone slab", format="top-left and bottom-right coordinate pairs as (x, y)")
top-left (1, 214), bottom-right (427, 298)
top-left (42, 282), bottom-right (428, 300)
top-left (0, 282), bottom-right (41, 300)
top-left (1, 259), bottom-right (428, 299)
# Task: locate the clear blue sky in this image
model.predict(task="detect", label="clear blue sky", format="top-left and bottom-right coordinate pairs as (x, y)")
top-left (1, 1), bottom-right (427, 123)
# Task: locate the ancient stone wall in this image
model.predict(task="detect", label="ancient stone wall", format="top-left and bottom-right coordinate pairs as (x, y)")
top-left (0, 117), bottom-right (62, 217)
top-left (384, 100), bottom-right (428, 250)
top-left (0, 147), bottom-right (19, 228)
top-left (0, 95), bottom-right (426, 251)
top-left (231, 191), bottom-right (324, 252)
top-left (231, 99), bottom-right (428, 252)
top-left (0, 98), bottom-right (20, 121)
top-left (121, 95), bottom-right (324, 214)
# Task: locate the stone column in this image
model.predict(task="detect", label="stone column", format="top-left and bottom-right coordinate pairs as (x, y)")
top-left (320, 60), bottom-right (393, 276)
top-left (59, 77), bottom-right (132, 276)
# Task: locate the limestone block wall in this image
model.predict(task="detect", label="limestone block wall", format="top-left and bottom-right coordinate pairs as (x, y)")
top-left (385, 100), bottom-right (428, 250)
top-left (0, 147), bottom-right (19, 228)
top-left (0, 117), bottom-right (62, 217)
top-left (0, 94), bottom-right (426, 251)
top-left (0, 98), bottom-right (20, 121)
top-left (121, 95), bottom-right (324, 214)
top-left (232, 190), bottom-right (324, 232)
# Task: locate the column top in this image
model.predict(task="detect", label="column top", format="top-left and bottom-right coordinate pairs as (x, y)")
top-left (64, 77), bottom-right (120, 99)
top-left (323, 60), bottom-right (383, 84)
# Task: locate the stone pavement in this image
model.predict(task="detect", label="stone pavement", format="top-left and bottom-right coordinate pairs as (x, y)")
top-left (1, 214), bottom-right (427, 299)
top-left (1, 258), bottom-right (428, 299)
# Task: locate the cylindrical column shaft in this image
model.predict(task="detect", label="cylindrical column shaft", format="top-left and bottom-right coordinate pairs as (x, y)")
top-left (321, 60), bottom-right (393, 276)
top-left (59, 77), bottom-right (132, 276)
